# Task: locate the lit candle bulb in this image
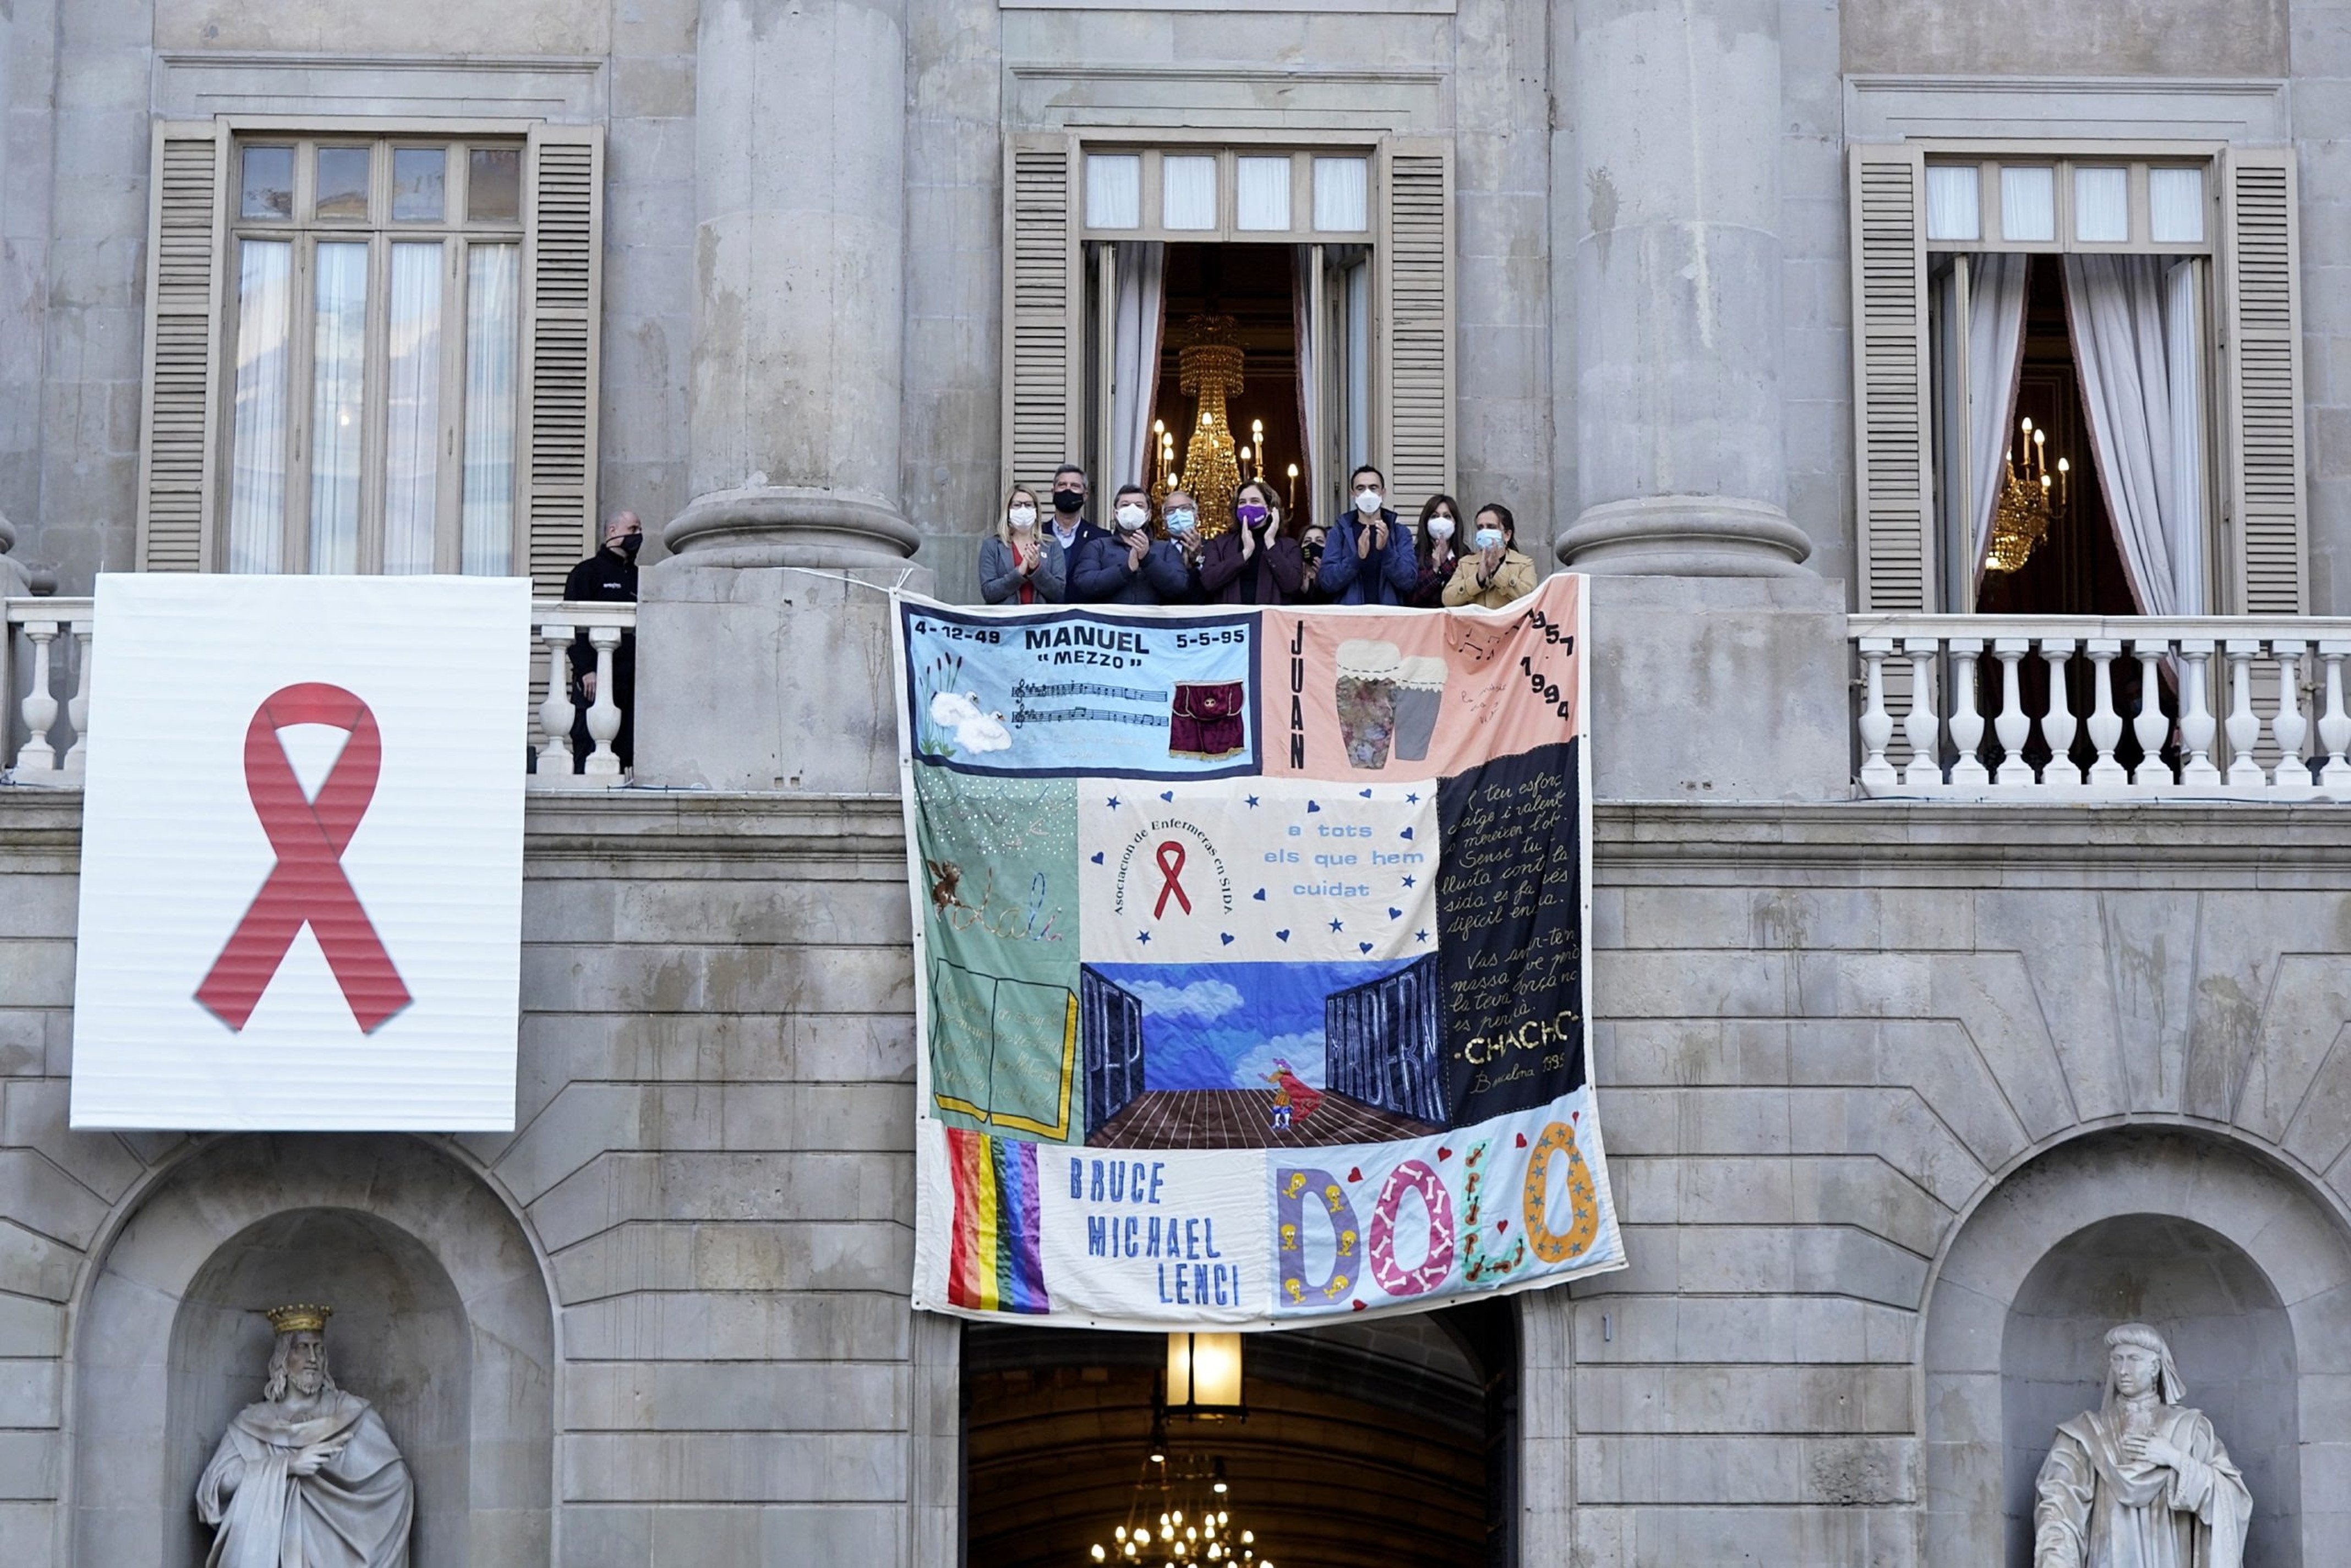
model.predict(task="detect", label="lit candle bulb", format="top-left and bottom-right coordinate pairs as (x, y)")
top-left (2057, 456), bottom-right (2070, 506)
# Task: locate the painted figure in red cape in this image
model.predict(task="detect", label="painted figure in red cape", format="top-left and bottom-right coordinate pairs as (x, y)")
top-left (2032, 1322), bottom-right (2250, 1568)
top-left (1265, 1057), bottom-right (1323, 1130)
top-left (195, 1304), bottom-right (414, 1568)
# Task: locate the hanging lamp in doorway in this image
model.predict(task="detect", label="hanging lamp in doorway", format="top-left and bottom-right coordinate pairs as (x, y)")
top-left (1176, 316), bottom-right (1246, 536)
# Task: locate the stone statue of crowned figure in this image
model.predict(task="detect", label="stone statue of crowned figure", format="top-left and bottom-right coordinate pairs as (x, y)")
top-left (195, 1304), bottom-right (414, 1567)
top-left (2033, 1322), bottom-right (2252, 1568)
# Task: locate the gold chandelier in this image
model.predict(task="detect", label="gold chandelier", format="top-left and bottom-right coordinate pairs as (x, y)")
top-left (1984, 416), bottom-right (2071, 574)
top-left (1089, 1453), bottom-right (1270, 1567)
top-left (1174, 316), bottom-right (1245, 536)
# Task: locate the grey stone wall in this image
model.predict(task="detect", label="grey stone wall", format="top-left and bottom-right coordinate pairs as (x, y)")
top-left (7, 792), bottom-right (2351, 1562)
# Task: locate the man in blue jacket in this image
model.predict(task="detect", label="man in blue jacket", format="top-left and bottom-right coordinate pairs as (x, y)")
top-left (1070, 485), bottom-right (1195, 605)
top-left (1316, 464), bottom-right (1419, 605)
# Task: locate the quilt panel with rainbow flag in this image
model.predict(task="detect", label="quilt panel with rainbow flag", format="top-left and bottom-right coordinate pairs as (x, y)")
top-left (896, 574), bottom-right (1624, 1329)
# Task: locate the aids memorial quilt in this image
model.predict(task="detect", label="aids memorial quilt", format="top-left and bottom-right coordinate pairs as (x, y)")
top-left (898, 573), bottom-right (1622, 1329)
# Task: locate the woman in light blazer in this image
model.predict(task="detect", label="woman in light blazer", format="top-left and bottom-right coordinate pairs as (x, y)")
top-left (978, 484), bottom-right (1068, 605)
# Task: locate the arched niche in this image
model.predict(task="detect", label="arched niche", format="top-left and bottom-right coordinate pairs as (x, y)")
top-left (2000, 1214), bottom-right (2299, 1565)
top-left (1923, 1126), bottom-right (2351, 1568)
top-left (68, 1135), bottom-right (554, 1568)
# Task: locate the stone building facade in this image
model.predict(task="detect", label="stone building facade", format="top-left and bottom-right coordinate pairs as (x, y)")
top-left (2, 1), bottom-right (2351, 1565)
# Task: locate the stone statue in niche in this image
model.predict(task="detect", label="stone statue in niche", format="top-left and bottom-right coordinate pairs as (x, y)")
top-left (195, 1304), bottom-right (415, 1567)
top-left (2032, 1321), bottom-right (2251, 1568)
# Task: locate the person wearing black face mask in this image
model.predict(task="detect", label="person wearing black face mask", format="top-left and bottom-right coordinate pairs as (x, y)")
top-left (1044, 462), bottom-right (1106, 563)
top-left (562, 510), bottom-right (641, 771)
top-left (1198, 479), bottom-right (1305, 604)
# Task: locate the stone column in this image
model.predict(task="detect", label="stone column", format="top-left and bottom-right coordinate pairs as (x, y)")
top-left (639, 0), bottom-right (931, 791)
top-left (1556, 0), bottom-right (1812, 576)
top-left (669, 0), bottom-right (918, 566)
top-left (1550, 0), bottom-right (1847, 800)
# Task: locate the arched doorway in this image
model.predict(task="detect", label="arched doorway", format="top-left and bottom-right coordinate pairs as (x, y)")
top-left (67, 1134), bottom-right (555, 1567)
top-left (964, 1300), bottom-right (1516, 1568)
top-left (1923, 1126), bottom-right (2351, 1567)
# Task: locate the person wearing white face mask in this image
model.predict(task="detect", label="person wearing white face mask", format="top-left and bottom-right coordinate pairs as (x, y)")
top-left (1070, 484), bottom-right (1194, 605)
top-left (1316, 463), bottom-right (1420, 606)
top-left (1409, 492), bottom-right (1463, 608)
top-left (978, 484), bottom-right (1068, 605)
top-left (1442, 502), bottom-right (1539, 608)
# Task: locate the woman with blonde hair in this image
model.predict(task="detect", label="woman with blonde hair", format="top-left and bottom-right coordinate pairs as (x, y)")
top-left (978, 483), bottom-right (1067, 605)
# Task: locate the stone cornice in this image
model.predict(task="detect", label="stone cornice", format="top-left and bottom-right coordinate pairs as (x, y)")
top-left (9, 790), bottom-right (2351, 886)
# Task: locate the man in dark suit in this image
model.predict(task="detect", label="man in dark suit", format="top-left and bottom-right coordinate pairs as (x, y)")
top-left (562, 510), bottom-right (641, 770)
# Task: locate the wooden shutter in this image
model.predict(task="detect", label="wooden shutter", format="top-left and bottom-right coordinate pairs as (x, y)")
top-left (2221, 147), bottom-right (2306, 614)
top-left (1379, 139), bottom-right (1453, 517)
top-left (522, 124), bottom-right (604, 596)
top-left (1849, 145), bottom-right (1935, 610)
top-left (136, 122), bottom-right (228, 572)
top-left (1003, 134), bottom-right (1081, 495)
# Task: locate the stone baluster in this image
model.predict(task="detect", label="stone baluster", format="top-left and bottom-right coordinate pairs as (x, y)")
top-left (2270, 639), bottom-right (2309, 790)
top-left (2039, 638), bottom-right (2080, 786)
top-left (1992, 638), bottom-right (2032, 785)
top-left (2084, 638), bottom-right (2125, 786)
top-left (2222, 638), bottom-right (2264, 787)
top-left (60, 619), bottom-right (91, 775)
top-left (1948, 637), bottom-right (1989, 787)
top-left (1856, 638), bottom-right (1895, 790)
top-left (1902, 638), bottom-right (1941, 788)
top-left (582, 626), bottom-right (624, 778)
top-left (535, 623), bottom-right (576, 776)
top-left (2177, 639), bottom-right (2221, 786)
top-left (2320, 640), bottom-right (2351, 788)
top-left (2130, 640), bottom-right (2172, 787)
top-left (14, 619), bottom-right (58, 772)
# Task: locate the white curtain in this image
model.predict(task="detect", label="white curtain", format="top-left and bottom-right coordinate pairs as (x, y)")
top-left (1965, 253), bottom-right (2030, 582)
top-left (1293, 246), bottom-right (1318, 518)
top-left (382, 242), bottom-right (443, 575)
top-left (227, 240), bottom-right (292, 574)
top-left (309, 241), bottom-right (368, 575)
top-left (1108, 241), bottom-right (1164, 491)
top-left (462, 244), bottom-right (521, 576)
top-left (2063, 254), bottom-right (2206, 616)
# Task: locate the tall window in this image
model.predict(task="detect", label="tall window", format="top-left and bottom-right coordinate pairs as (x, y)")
top-left (1922, 157), bottom-right (2214, 616)
top-left (226, 137), bottom-right (524, 576)
top-left (1003, 134), bottom-right (1452, 532)
top-left (1851, 142), bottom-right (2303, 616)
top-left (1078, 146), bottom-right (1374, 530)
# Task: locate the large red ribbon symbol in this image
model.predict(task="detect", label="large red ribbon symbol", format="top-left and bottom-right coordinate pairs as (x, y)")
top-left (1152, 841), bottom-right (1192, 919)
top-left (195, 683), bottom-right (412, 1033)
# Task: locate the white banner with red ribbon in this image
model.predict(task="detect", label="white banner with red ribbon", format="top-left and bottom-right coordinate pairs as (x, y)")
top-left (69, 575), bottom-right (529, 1130)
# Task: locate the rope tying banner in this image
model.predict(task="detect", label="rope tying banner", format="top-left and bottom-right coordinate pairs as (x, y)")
top-left (195, 683), bottom-right (411, 1033)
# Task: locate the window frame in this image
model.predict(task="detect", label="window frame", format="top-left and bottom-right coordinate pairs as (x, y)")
top-left (1922, 151), bottom-right (2216, 257)
top-left (220, 129), bottom-right (527, 577)
top-left (1075, 133), bottom-right (1378, 245)
top-left (1850, 136), bottom-right (2310, 617)
top-left (1071, 131), bottom-right (1385, 524)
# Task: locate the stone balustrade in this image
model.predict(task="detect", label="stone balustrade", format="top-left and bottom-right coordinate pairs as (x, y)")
top-left (1851, 614), bottom-right (2351, 798)
top-left (3, 596), bottom-right (634, 787)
